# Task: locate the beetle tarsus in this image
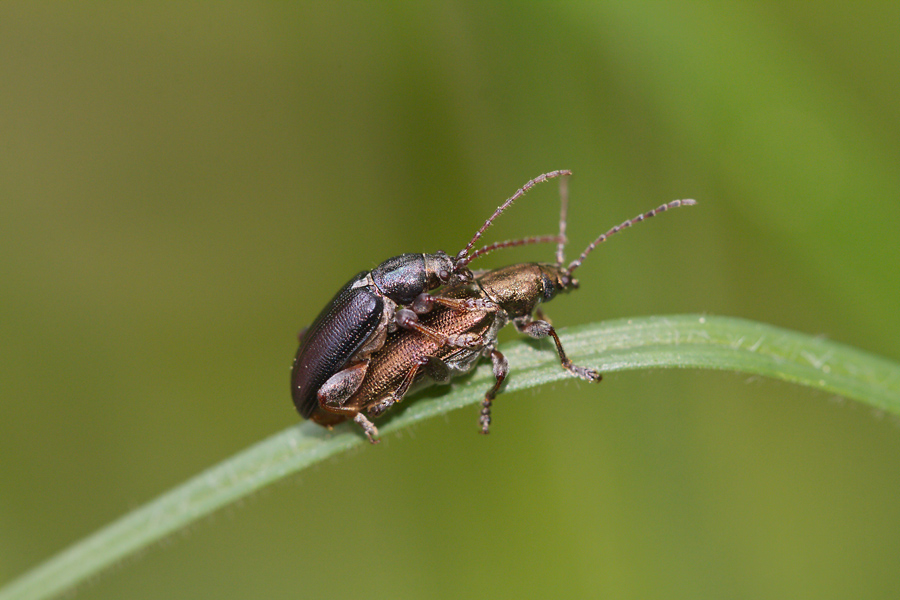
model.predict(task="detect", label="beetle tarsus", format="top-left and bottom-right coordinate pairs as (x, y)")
top-left (479, 400), bottom-right (492, 434)
top-left (354, 412), bottom-right (380, 444)
top-left (478, 348), bottom-right (508, 435)
top-left (518, 318), bottom-right (602, 383)
top-left (563, 360), bottom-right (602, 382)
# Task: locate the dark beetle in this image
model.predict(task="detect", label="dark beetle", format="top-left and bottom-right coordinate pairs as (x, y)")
top-left (291, 255), bottom-right (450, 427)
top-left (291, 171), bottom-right (570, 431)
top-left (320, 176), bottom-right (696, 442)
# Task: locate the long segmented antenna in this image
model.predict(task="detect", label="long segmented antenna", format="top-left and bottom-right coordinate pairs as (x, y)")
top-left (556, 175), bottom-right (569, 265)
top-left (566, 199), bottom-right (697, 274)
top-left (455, 170), bottom-right (571, 268)
top-left (466, 234), bottom-right (565, 265)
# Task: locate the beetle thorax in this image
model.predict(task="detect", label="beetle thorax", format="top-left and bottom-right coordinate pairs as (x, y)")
top-left (370, 252), bottom-right (451, 305)
top-left (477, 263), bottom-right (573, 319)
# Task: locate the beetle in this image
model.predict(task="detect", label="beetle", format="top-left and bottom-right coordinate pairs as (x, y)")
top-left (320, 173), bottom-right (696, 442)
top-left (291, 171), bottom-right (569, 431)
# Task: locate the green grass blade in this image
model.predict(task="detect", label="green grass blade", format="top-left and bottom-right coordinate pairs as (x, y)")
top-left (3, 314), bottom-right (899, 600)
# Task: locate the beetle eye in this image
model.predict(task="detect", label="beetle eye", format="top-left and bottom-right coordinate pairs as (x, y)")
top-left (439, 269), bottom-right (450, 281)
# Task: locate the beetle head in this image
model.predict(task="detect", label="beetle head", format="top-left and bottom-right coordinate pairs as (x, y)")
top-left (424, 251), bottom-right (455, 287)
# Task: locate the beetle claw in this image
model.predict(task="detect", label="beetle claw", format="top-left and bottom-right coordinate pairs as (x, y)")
top-left (565, 362), bottom-right (602, 382)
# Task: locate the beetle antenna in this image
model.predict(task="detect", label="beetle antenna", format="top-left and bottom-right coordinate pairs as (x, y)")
top-left (464, 234), bottom-right (565, 265)
top-left (566, 199), bottom-right (697, 274)
top-left (555, 175), bottom-right (569, 266)
top-left (455, 170), bottom-right (572, 268)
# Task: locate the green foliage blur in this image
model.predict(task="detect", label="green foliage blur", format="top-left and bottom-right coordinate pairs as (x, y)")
top-left (2, 3), bottom-right (899, 599)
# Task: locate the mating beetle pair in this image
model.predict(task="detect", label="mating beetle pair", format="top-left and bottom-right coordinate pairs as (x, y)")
top-left (290, 171), bottom-right (695, 442)
top-left (290, 171), bottom-right (567, 429)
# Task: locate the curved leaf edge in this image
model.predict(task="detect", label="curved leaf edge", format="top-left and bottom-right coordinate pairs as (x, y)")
top-left (3, 314), bottom-right (899, 600)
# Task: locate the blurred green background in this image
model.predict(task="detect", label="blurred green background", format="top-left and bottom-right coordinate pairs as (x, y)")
top-left (2, 3), bottom-right (899, 599)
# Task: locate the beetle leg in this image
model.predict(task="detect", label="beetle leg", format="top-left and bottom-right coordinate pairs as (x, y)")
top-left (391, 355), bottom-right (430, 402)
top-left (410, 293), bottom-right (499, 315)
top-left (395, 308), bottom-right (485, 349)
top-left (368, 355), bottom-right (432, 417)
top-left (316, 368), bottom-right (381, 444)
top-left (479, 348), bottom-right (509, 435)
top-left (353, 413), bottom-right (380, 444)
top-left (513, 316), bottom-right (602, 382)
top-left (317, 361), bottom-right (370, 412)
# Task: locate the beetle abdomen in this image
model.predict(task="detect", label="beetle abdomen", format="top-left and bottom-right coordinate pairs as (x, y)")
top-left (291, 272), bottom-right (384, 418)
